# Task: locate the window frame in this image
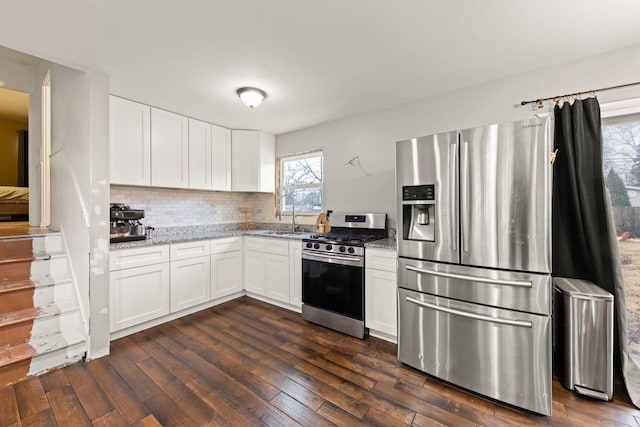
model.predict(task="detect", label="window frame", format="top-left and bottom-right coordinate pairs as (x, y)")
top-left (277, 150), bottom-right (323, 216)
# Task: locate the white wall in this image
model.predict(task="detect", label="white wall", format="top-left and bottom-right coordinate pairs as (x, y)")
top-left (49, 64), bottom-right (110, 358)
top-left (276, 44), bottom-right (640, 229)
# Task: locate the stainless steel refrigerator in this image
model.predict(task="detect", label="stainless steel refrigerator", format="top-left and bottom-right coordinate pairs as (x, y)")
top-left (396, 117), bottom-right (553, 415)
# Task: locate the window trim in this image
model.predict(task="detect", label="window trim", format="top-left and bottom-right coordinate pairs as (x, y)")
top-left (276, 150), bottom-right (323, 216)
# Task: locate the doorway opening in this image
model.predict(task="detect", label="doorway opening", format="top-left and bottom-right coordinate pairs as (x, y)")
top-left (0, 87), bottom-right (29, 224)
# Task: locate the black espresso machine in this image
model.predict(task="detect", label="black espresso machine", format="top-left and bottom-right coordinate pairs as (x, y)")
top-left (110, 203), bottom-right (146, 243)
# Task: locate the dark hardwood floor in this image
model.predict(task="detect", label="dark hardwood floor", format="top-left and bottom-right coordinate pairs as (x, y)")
top-left (1, 296), bottom-right (640, 426)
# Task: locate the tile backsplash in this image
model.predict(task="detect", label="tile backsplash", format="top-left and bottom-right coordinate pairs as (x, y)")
top-left (110, 185), bottom-right (276, 227)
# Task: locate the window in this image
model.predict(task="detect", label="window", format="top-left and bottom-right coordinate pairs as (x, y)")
top-left (278, 151), bottom-right (323, 214)
top-left (602, 99), bottom-right (640, 356)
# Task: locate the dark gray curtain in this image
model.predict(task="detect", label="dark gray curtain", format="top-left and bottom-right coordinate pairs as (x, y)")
top-left (553, 97), bottom-right (637, 405)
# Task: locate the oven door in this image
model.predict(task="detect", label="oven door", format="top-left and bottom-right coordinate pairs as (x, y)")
top-left (302, 251), bottom-right (364, 320)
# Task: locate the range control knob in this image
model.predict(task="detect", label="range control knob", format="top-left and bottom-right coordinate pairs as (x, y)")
top-left (339, 246), bottom-right (346, 252)
top-left (348, 247), bottom-right (355, 254)
top-left (313, 243), bottom-right (320, 249)
top-left (305, 242), bottom-right (313, 249)
top-left (326, 244), bottom-right (333, 251)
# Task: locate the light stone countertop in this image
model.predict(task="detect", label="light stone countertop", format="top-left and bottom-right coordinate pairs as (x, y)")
top-left (110, 228), bottom-right (313, 250)
top-left (365, 238), bottom-right (397, 251)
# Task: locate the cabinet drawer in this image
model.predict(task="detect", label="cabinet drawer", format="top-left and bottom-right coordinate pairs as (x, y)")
top-left (398, 258), bottom-right (551, 316)
top-left (244, 236), bottom-right (289, 256)
top-left (365, 248), bottom-right (397, 273)
top-left (110, 245), bottom-right (170, 271)
top-left (211, 237), bottom-right (242, 254)
top-left (398, 288), bottom-right (551, 415)
top-left (171, 240), bottom-right (211, 261)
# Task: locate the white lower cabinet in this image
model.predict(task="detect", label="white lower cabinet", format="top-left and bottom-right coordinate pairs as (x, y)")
top-left (170, 256), bottom-right (211, 312)
top-left (211, 237), bottom-right (243, 299)
top-left (266, 254), bottom-right (290, 302)
top-left (365, 248), bottom-right (398, 341)
top-left (110, 235), bottom-right (303, 336)
top-left (170, 240), bottom-right (212, 313)
top-left (110, 259), bottom-right (170, 332)
top-left (244, 250), bottom-right (267, 295)
top-left (244, 236), bottom-right (296, 306)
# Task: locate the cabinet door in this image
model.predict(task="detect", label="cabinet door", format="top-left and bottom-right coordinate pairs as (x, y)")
top-left (110, 96), bottom-right (151, 185)
top-left (460, 118), bottom-right (551, 273)
top-left (211, 251), bottom-right (243, 299)
top-left (289, 241), bottom-right (302, 308)
top-left (151, 108), bottom-right (189, 188)
top-left (170, 256), bottom-right (211, 312)
top-left (231, 130), bottom-right (260, 191)
top-left (365, 268), bottom-right (397, 338)
top-left (259, 132), bottom-right (275, 193)
top-left (244, 250), bottom-right (266, 295)
top-left (188, 118), bottom-right (212, 190)
top-left (266, 254), bottom-right (290, 303)
top-left (211, 124), bottom-right (232, 191)
top-left (110, 263), bottom-right (170, 332)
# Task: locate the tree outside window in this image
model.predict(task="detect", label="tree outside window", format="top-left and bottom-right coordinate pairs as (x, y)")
top-left (279, 151), bottom-right (323, 213)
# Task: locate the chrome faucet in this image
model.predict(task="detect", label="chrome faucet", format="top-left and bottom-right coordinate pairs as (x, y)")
top-left (279, 194), bottom-right (298, 232)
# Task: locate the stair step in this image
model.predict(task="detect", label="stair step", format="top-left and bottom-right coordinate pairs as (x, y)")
top-left (0, 342), bottom-right (36, 367)
top-left (0, 300), bottom-right (81, 350)
top-left (0, 307), bottom-right (39, 329)
top-left (0, 279), bottom-right (35, 314)
top-left (0, 300), bottom-right (79, 329)
top-left (30, 252), bottom-right (68, 278)
top-left (0, 258), bottom-right (33, 283)
top-left (31, 233), bottom-right (62, 254)
top-left (0, 279), bottom-right (34, 295)
top-left (28, 330), bottom-right (86, 376)
top-left (31, 300), bottom-right (82, 341)
top-left (31, 274), bottom-right (73, 289)
top-left (0, 256), bottom-right (33, 265)
top-left (0, 238), bottom-right (33, 262)
top-left (0, 329), bottom-right (85, 373)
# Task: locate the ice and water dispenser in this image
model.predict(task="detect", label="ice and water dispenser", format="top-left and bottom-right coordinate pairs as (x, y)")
top-left (402, 185), bottom-right (436, 242)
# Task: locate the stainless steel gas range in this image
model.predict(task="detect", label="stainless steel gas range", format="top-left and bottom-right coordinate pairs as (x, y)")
top-left (301, 212), bottom-right (387, 338)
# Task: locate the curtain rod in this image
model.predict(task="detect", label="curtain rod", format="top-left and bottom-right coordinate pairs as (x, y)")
top-left (520, 81), bottom-right (640, 108)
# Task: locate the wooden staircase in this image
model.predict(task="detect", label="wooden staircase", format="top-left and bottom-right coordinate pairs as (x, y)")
top-left (0, 231), bottom-right (86, 387)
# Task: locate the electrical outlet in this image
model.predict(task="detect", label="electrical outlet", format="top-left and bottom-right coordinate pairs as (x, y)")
top-left (232, 212), bottom-right (238, 220)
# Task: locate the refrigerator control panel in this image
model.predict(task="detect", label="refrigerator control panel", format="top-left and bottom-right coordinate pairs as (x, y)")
top-left (402, 185), bottom-right (435, 201)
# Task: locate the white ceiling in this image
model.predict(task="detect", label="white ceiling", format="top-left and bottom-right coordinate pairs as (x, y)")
top-left (0, 1), bottom-right (639, 135)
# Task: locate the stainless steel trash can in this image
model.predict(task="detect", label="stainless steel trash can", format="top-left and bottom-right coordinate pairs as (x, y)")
top-left (553, 277), bottom-right (613, 401)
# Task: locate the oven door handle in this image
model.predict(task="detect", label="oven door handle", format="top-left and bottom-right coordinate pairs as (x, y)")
top-left (405, 296), bottom-right (533, 328)
top-left (405, 265), bottom-right (532, 288)
top-left (302, 251), bottom-right (363, 267)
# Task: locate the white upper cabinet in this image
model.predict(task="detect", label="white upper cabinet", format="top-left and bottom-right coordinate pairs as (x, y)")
top-left (231, 130), bottom-right (275, 193)
top-left (109, 96), bottom-right (268, 193)
top-left (110, 96), bottom-right (151, 185)
top-left (188, 118), bottom-right (213, 190)
top-left (211, 124), bottom-right (232, 191)
top-left (151, 108), bottom-right (189, 188)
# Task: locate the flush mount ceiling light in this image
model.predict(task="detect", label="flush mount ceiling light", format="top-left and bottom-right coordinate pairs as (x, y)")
top-left (236, 87), bottom-right (266, 108)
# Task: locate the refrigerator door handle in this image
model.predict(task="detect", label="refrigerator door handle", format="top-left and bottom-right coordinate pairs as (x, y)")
top-left (461, 141), bottom-right (470, 252)
top-left (450, 141), bottom-right (458, 252)
top-left (405, 296), bottom-right (533, 328)
top-left (405, 264), bottom-right (533, 288)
